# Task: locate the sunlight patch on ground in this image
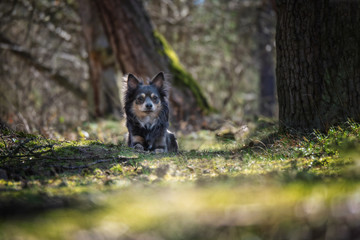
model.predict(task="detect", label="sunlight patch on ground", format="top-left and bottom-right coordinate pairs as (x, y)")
top-left (1, 120), bottom-right (360, 239)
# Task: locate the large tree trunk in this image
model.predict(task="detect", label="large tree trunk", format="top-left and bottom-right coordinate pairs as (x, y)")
top-left (79, 0), bottom-right (122, 119)
top-left (92, 0), bottom-right (212, 128)
top-left (276, 0), bottom-right (360, 132)
top-left (257, 0), bottom-right (276, 117)
top-left (0, 34), bottom-right (87, 101)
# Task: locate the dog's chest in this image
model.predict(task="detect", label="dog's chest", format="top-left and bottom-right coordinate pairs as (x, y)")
top-left (138, 115), bottom-right (157, 129)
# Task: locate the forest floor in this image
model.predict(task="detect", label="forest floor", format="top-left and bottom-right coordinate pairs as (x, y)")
top-left (1, 119), bottom-right (360, 240)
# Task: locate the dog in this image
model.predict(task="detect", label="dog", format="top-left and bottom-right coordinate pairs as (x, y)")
top-left (124, 72), bottom-right (178, 153)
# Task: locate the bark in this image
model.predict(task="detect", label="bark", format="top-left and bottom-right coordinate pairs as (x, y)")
top-left (79, 0), bottom-right (122, 119)
top-left (257, 0), bottom-right (276, 117)
top-left (92, 0), bottom-right (212, 128)
top-left (276, 0), bottom-right (360, 132)
top-left (0, 34), bottom-right (87, 101)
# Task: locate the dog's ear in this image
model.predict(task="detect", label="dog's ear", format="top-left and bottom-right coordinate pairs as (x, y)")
top-left (127, 74), bottom-right (140, 90)
top-left (150, 72), bottom-right (165, 89)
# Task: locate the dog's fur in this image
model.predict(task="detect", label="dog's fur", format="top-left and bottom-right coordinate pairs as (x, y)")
top-left (124, 72), bottom-right (178, 153)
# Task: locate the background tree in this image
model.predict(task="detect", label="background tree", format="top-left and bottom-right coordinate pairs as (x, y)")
top-left (92, 0), bottom-right (212, 129)
top-left (0, 0), bottom-right (88, 135)
top-left (147, 0), bottom-right (277, 120)
top-left (276, 0), bottom-right (360, 132)
top-left (256, 0), bottom-right (276, 117)
top-left (78, 0), bottom-right (122, 119)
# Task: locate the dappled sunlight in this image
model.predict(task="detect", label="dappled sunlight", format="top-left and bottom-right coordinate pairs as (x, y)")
top-left (1, 0), bottom-right (359, 238)
top-left (1, 121), bottom-right (360, 238)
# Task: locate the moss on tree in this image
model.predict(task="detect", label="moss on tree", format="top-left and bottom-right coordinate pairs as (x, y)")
top-left (154, 31), bottom-right (215, 113)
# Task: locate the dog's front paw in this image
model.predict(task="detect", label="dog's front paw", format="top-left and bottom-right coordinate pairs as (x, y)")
top-left (133, 144), bottom-right (144, 152)
top-left (154, 148), bottom-right (165, 154)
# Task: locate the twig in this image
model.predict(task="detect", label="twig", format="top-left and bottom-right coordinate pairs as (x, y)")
top-left (27, 144), bottom-right (54, 154)
top-left (9, 139), bottom-right (31, 157)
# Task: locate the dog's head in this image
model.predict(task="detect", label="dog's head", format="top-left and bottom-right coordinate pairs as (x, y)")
top-left (125, 72), bottom-right (168, 120)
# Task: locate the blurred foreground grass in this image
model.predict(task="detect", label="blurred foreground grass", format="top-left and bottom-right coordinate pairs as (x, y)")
top-left (1, 119), bottom-right (360, 239)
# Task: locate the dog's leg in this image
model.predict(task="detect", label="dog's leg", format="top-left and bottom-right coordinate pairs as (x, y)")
top-left (153, 133), bottom-right (167, 153)
top-left (131, 135), bottom-right (145, 151)
top-left (134, 144), bottom-right (144, 151)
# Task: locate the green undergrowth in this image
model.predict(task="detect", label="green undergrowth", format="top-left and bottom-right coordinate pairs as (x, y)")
top-left (1, 120), bottom-right (360, 239)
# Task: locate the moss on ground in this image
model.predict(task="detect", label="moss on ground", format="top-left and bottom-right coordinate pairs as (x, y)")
top-left (1, 120), bottom-right (360, 239)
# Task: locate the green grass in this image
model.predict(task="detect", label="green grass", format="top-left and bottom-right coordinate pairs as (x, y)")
top-left (1, 120), bottom-right (360, 239)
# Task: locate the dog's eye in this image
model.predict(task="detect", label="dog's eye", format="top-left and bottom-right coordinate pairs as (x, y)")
top-left (137, 96), bottom-right (144, 102)
top-left (152, 96), bottom-right (158, 101)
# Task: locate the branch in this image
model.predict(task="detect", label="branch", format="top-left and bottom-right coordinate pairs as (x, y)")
top-left (0, 34), bottom-right (87, 101)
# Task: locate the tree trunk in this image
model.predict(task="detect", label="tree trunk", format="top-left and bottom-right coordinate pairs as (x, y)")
top-left (257, 0), bottom-right (276, 117)
top-left (92, 0), bottom-right (212, 128)
top-left (276, 0), bottom-right (360, 132)
top-left (79, 0), bottom-right (122, 119)
top-left (0, 34), bottom-right (87, 101)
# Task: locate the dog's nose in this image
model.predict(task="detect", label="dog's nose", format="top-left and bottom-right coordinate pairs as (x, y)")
top-left (145, 103), bottom-right (153, 109)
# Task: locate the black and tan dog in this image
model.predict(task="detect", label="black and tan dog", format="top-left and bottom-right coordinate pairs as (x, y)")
top-left (124, 72), bottom-right (178, 153)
